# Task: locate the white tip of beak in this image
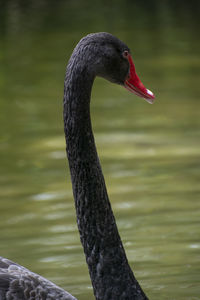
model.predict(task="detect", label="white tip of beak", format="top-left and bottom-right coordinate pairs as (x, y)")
top-left (145, 89), bottom-right (155, 104)
top-left (146, 89), bottom-right (154, 97)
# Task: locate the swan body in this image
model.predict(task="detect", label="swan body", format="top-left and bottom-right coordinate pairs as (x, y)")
top-left (0, 32), bottom-right (154, 300)
top-left (0, 257), bottom-right (76, 300)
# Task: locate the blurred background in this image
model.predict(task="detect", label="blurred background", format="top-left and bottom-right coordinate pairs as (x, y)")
top-left (0, 0), bottom-right (200, 299)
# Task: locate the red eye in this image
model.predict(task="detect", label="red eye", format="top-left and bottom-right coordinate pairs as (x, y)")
top-left (123, 50), bottom-right (129, 58)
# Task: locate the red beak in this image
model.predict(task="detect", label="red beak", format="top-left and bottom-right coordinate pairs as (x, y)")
top-left (124, 54), bottom-right (155, 104)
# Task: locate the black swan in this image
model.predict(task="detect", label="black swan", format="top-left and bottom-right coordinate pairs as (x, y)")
top-left (0, 32), bottom-right (155, 300)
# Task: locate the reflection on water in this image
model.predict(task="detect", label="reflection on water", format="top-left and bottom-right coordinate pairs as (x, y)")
top-left (0, 1), bottom-right (200, 299)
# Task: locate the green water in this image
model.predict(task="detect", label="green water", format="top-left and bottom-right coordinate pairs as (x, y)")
top-left (0, 1), bottom-right (200, 299)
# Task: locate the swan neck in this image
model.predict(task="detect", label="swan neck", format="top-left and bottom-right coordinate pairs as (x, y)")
top-left (63, 49), bottom-right (148, 300)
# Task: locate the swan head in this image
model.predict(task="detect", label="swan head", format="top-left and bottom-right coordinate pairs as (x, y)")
top-left (79, 32), bottom-right (155, 104)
